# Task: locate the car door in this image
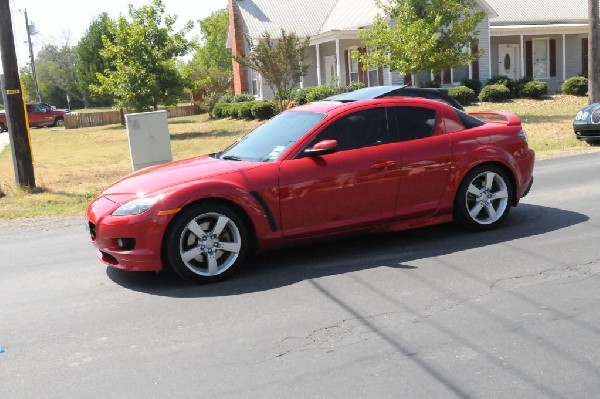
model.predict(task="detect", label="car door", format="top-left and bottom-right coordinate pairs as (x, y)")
top-left (390, 104), bottom-right (453, 219)
top-left (26, 104), bottom-right (51, 127)
top-left (278, 107), bottom-right (402, 239)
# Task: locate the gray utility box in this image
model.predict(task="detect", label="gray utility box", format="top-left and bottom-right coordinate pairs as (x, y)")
top-left (125, 110), bottom-right (172, 171)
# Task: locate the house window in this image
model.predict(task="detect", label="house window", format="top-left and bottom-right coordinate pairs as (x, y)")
top-left (532, 38), bottom-right (549, 79)
top-left (250, 68), bottom-right (260, 96)
top-left (368, 67), bottom-right (379, 87)
top-left (348, 48), bottom-right (359, 83)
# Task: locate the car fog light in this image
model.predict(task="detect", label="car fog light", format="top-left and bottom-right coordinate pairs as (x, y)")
top-left (116, 238), bottom-right (136, 250)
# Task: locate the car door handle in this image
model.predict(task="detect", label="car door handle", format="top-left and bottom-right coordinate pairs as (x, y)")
top-left (371, 161), bottom-right (396, 170)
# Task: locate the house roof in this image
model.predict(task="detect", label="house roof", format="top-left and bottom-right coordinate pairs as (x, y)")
top-left (486, 0), bottom-right (591, 25)
top-left (236, 0), bottom-right (338, 39)
top-left (236, 0), bottom-right (497, 39)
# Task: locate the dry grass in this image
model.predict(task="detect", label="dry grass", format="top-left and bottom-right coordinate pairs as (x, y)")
top-left (0, 95), bottom-right (597, 218)
top-left (0, 114), bottom-right (261, 218)
top-left (465, 94), bottom-right (596, 159)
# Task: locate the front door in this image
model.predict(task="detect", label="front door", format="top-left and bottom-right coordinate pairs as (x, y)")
top-left (498, 44), bottom-right (520, 80)
top-left (324, 55), bottom-right (337, 84)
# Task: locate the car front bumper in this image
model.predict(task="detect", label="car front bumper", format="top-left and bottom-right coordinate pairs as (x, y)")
top-left (86, 195), bottom-right (174, 272)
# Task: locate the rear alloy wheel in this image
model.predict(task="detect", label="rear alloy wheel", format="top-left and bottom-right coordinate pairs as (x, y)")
top-left (53, 117), bottom-right (65, 127)
top-left (454, 165), bottom-right (513, 231)
top-left (0, 123), bottom-right (6, 133)
top-left (164, 203), bottom-right (248, 283)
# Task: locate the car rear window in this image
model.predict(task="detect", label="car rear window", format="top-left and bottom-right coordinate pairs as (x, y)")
top-left (455, 109), bottom-right (485, 129)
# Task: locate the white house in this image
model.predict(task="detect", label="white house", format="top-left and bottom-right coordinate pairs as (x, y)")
top-left (487, 0), bottom-right (592, 89)
top-left (228, 0), bottom-right (595, 98)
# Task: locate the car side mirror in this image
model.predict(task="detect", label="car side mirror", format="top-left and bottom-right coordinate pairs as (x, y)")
top-left (304, 140), bottom-right (337, 157)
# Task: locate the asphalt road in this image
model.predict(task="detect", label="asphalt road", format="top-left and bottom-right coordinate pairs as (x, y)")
top-left (1, 152), bottom-right (599, 398)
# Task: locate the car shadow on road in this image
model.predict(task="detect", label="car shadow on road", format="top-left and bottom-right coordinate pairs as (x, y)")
top-left (106, 203), bottom-right (588, 297)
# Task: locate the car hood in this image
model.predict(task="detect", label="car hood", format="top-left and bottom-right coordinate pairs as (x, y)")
top-left (102, 155), bottom-right (260, 201)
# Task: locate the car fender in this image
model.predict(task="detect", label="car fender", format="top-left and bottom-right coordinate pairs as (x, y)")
top-left (156, 179), bottom-right (283, 249)
top-left (448, 145), bottom-right (519, 202)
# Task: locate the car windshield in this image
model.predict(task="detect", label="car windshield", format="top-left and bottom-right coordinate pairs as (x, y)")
top-left (219, 111), bottom-right (325, 162)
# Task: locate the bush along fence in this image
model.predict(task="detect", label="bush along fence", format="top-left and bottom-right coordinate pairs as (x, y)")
top-left (209, 82), bottom-right (367, 121)
top-left (208, 75), bottom-right (589, 119)
top-left (64, 104), bottom-right (204, 129)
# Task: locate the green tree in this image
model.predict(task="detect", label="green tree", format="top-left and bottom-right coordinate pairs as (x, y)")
top-left (33, 41), bottom-right (85, 109)
top-left (75, 13), bottom-right (115, 108)
top-left (92, 0), bottom-right (195, 112)
top-left (194, 9), bottom-right (231, 71)
top-left (235, 30), bottom-right (310, 112)
top-left (355, 0), bottom-right (485, 86)
top-left (186, 8), bottom-right (233, 111)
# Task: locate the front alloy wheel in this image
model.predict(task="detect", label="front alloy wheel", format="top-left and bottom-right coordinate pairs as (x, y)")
top-left (164, 203), bottom-right (248, 282)
top-left (455, 165), bottom-right (513, 231)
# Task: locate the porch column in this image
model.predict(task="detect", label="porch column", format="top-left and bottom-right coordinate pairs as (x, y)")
top-left (562, 34), bottom-right (567, 81)
top-left (520, 34), bottom-right (525, 79)
top-left (335, 39), bottom-right (341, 87)
top-left (316, 44), bottom-right (321, 86)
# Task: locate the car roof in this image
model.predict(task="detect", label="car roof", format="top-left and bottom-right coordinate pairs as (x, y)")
top-left (324, 85), bottom-right (464, 110)
top-left (324, 85), bottom-right (409, 101)
top-left (291, 96), bottom-right (451, 115)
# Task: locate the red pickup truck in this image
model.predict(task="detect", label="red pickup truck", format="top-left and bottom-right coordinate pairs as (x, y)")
top-left (0, 103), bottom-right (69, 132)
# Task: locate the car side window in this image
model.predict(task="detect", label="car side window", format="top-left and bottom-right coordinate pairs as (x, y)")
top-left (391, 106), bottom-right (437, 141)
top-left (306, 107), bottom-right (389, 153)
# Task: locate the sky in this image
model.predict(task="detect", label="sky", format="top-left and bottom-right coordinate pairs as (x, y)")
top-left (1, 0), bottom-right (228, 72)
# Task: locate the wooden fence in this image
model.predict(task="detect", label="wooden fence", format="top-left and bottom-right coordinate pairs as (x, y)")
top-left (64, 105), bottom-right (203, 129)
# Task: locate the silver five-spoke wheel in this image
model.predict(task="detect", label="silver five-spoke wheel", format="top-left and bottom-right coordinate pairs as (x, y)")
top-left (455, 165), bottom-right (514, 231)
top-left (164, 203), bottom-right (248, 282)
top-left (180, 212), bottom-right (242, 276)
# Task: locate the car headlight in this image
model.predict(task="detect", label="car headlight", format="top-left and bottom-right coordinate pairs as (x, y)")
top-left (112, 197), bottom-right (159, 216)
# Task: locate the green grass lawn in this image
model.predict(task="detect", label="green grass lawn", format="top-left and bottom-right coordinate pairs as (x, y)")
top-left (0, 95), bottom-right (597, 219)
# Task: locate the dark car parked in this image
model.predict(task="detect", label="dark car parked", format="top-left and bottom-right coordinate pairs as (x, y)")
top-left (573, 103), bottom-right (600, 145)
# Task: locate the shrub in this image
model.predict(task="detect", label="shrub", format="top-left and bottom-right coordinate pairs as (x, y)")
top-left (514, 76), bottom-right (533, 98)
top-left (238, 101), bottom-right (255, 120)
top-left (251, 101), bottom-right (278, 120)
top-left (225, 102), bottom-right (243, 118)
top-left (448, 85), bottom-right (477, 105)
top-left (305, 85), bottom-right (335, 102)
top-left (520, 81), bottom-right (548, 99)
top-left (217, 93), bottom-right (234, 104)
top-left (292, 88), bottom-right (310, 105)
top-left (345, 81), bottom-right (366, 92)
top-left (479, 84), bottom-right (511, 102)
top-left (562, 76), bottom-right (588, 96)
top-left (487, 76), bottom-right (516, 97)
top-left (232, 94), bottom-right (255, 103)
top-left (461, 78), bottom-right (482, 95)
top-left (211, 102), bottom-right (228, 119)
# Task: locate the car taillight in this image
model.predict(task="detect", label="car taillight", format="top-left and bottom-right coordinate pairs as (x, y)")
top-left (517, 128), bottom-right (528, 143)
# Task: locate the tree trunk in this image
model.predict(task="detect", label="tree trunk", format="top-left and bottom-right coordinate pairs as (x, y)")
top-left (589, 0), bottom-right (600, 103)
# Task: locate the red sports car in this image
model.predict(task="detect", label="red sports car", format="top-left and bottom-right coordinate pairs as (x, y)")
top-left (86, 97), bottom-right (535, 282)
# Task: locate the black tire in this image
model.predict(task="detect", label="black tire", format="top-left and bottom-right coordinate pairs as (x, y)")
top-left (0, 123), bottom-right (6, 133)
top-left (454, 165), bottom-right (514, 231)
top-left (163, 202), bottom-right (249, 283)
top-left (53, 117), bottom-right (65, 127)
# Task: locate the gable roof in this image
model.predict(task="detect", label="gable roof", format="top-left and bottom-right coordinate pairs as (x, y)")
top-left (236, 0), bottom-right (497, 39)
top-left (486, 0), bottom-right (591, 25)
top-left (236, 0), bottom-right (338, 38)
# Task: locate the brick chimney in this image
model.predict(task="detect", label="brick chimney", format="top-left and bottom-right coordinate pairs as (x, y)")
top-left (229, 0), bottom-right (249, 94)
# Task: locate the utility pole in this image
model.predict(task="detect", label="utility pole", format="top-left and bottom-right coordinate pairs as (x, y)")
top-left (23, 9), bottom-right (41, 103)
top-left (0, 0), bottom-right (36, 188)
top-left (590, 0), bottom-right (600, 103)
